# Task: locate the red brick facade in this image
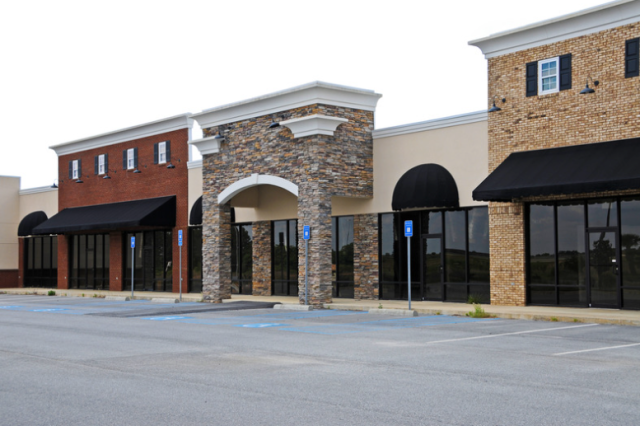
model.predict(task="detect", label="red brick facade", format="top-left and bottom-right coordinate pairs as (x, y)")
top-left (0, 270), bottom-right (19, 289)
top-left (55, 128), bottom-right (191, 293)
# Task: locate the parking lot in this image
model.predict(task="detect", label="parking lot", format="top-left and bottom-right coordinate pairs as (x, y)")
top-left (1, 294), bottom-right (639, 425)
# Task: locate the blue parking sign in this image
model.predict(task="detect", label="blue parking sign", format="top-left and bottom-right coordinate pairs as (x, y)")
top-left (131, 236), bottom-right (135, 248)
top-left (178, 230), bottom-right (183, 247)
top-left (404, 220), bottom-right (413, 237)
top-left (303, 226), bottom-right (310, 240)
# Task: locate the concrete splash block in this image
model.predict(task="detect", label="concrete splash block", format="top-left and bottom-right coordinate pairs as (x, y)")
top-left (274, 304), bottom-right (313, 311)
top-left (150, 298), bottom-right (180, 304)
top-left (105, 296), bottom-right (130, 301)
top-left (368, 308), bottom-right (418, 317)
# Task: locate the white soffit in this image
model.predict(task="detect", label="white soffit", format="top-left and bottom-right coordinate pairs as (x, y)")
top-left (469, 0), bottom-right (640, 58)
top-left (218, 174), bottom-right (299, 204)
top-left (281, 115), bottom-right (349, 138)
top-left (50, 114), bottom-right (194, 156)
top-left (373, 111), bottom-right (487, 139)
top-left (191, 81), bottom-right (382, 129)
top-left (189, 135), bottom-right (222, 156)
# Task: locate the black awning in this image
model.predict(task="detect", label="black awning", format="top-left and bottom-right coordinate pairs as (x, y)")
top-left (18, 211), bottom-right (48, 236)
top-left (189, 196), bottom-right (202, 225)
top-left (32, 196), bottom-right (176, 235)
top-left (392, 164), bottom-right (459, 211)
top-left (473, 137), bottom-right (640, 202)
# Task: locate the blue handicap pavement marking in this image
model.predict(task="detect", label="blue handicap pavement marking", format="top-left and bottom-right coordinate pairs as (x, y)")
top-left (235, 323), bottom-right (289, 328)
top-left (0, 306), bottom-right (24, 310)
top-left (143, 316), bottom-right (193, 321)
top-left (30, 308), bottom-right (68, 312)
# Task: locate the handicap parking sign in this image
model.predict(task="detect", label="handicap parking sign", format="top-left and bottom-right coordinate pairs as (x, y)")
top-left (404, 220), bottom-right (413, 237)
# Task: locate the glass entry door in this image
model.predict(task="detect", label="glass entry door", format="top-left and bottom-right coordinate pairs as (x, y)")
top-left (588, 230), bottom-right (620, 308)
top-left (422, 237), bottom-right (443, 301)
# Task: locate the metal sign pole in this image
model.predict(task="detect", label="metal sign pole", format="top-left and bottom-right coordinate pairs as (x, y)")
top-left (305, 239), bottom-right (309, 306)
top-left (131, 236), bottom-right (135, 300)
top-left (303, 225), bottom-right (310, 306)
top-left (408, 236), bottom-right (411, 310)
top-left (178, 230), bottom-right (183, 302)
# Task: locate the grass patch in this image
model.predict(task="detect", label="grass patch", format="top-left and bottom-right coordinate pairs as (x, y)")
top-left (550, 317), bottom-right (558, 322)
top-left (47, 290), bottom-right (56, 296)
top-left (465, 304), bottom-right (493, 319)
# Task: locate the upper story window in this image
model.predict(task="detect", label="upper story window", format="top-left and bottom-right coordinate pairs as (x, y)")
top-left (539, 57), bottom-right (559, 94)
top-left (123, 148), bottom-right (138, 170)
top-left (154, 141), bottom-right (170, 165)
top-left (626, 38), bottom-right (639, 78)
top-left (526, 54), bottom-right (572, 97)
top-left (158, 142), bottom-right (166, 164)
top-left (72, 160), bottom-right (79, 179)
top-left (95, 154), bottom-right (107, 175)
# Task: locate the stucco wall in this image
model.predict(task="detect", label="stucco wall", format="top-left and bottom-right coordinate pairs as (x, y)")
top-left (0, 176), bottom-right (20, 270)
top-left (19, 188), bottom-right (58, 221)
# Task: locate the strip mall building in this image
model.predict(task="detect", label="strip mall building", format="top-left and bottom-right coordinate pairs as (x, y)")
top-left (2, 1), bottom-right (639, 310)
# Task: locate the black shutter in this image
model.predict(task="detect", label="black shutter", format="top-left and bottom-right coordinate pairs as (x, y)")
top-left (133, 147), bottom-right (138, 168)
top-left (626, 38), bottom-right (639, 78)
top-left (166, 141), bottom-right (171, 161)
top-left (123, 150), bottom-right (127, 169)
top-left (77, 159), bottom-right (82, 178)
top-left (94, 156), bottom-right (98, 174)
top-left (526, 61), bottom-right (538, 97)
top-left (154, 143), bottom-right (158, 164)
top-left (68, 161), bottom-right (73, 179)
top-left (559, 54), bottom-right (571, 91)
top-left (104, 154), bottom-right (108, 173)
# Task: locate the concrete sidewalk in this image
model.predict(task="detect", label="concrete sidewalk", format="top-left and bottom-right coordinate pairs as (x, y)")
top-left (2, 287), bottom-right (639, 326)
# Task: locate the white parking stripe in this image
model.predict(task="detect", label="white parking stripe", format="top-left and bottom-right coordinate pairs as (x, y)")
top-left (424, 323), bottom-right (598, 344)
top-left (554, 342), bottom-right (640, 356)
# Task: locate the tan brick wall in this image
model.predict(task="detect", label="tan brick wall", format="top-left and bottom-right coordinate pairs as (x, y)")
top-left (487, 22), bottom-right (640, 306)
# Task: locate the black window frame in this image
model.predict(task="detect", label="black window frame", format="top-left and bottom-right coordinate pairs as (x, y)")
top-left (332, 215), bottom-right (355, 299)
top-left (271, 219), bottom-right (298, 296)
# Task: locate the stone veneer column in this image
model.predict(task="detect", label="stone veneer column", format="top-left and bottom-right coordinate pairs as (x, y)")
top-left (252, 221), bottom-right (271, 296)
top-left (354, 214), bottom-right (379, 300)
top-left (489, 202), bottom-right (526, 306)
top-left (202, 197), bottom-right (232, 303)
top-left (297, 190), bottom-right (333, 306)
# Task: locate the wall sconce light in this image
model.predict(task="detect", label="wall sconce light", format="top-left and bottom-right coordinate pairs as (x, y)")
top-left (76, 178), bottom-right (84, 183)
top-left (579, 77), bottom-right (599, 94)
top-left (51, 179), bottom-right (61, 188)
top-left (133, 169), bottom-right (142, 174)
top-left (488, 96), bottom-right (506, 112)
top-left (268, 115), bottom-right (285, 129)
top-left (167, 158), bottom-right (181, 168)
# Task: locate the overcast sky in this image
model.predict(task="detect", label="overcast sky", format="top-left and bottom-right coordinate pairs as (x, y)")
top-left (1, 0), bottom-right (611, 189)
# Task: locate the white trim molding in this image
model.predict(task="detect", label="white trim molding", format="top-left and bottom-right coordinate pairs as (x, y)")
top-left (50, 114), bottom-right (193, 156)
top-left (189, 135), bottom-right (223, 156)
top-left (191, 81), bottom-right (382, 129)
top-left (281, 115), bottom-right (349, 138)
top-left (187, 159), bottom-right (203, 169)
top-left (218, 174), bottom-right (298, 205)
top-left (19, 186), bottom-right (58, 195)
top-left (373, 111), bottom-right (487, 139)
top-left (469, 0), bottom-right (640, 58)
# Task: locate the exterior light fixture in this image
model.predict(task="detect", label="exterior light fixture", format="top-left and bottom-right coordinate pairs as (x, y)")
top-left (268, 121), bottom-right (280, 129)
top-left (579, 78), bottom-right (599, 94)
top-left (166, 163), bottom-right (175, 169)
top-left (103, 175), bottom-right (111, 179)
top-left (75, 179), bottom-right (84, 183)
top-left (488, 97), bottom-right (506, 113)
top-left (51, 180), bottom-right (59, 188)
top-left (133, 169), bottom-right (141, 174)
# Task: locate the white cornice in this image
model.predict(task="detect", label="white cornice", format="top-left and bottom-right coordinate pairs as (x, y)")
top-left (469, 0), bottom-right (640, 58)
top-left (50, 114), bottom-right (194, 156)
top-left (280, 115), bottom-right (349, 138)
top-left (19, 186), bottom-right (58, 195)
top-left (373, 111), bottom-right (487, 139)
top-left (187, 159), bottom-right (202, 169)
top-left (190, 81), bottom-right (382, 129)
top-left (189, 135), bottom-right (222, 156)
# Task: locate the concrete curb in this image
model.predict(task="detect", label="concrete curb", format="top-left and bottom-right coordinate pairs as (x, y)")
top-left (150, 298), bottom-right (179, 304)
top-left (105, 296), bottom-right (130, 301)
top-left (274, 304), bottom-right (313, 311)
top-left (368, 308), bottom-right (418, 317)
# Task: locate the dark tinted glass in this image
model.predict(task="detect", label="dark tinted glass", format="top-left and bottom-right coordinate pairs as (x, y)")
top-left (241, 224), bottom-right (253, 280)
top-left (338, 217), bottom-right (354, 282)
top-left (529, 286), bottom-right (556, 305)
top-left (620, 197), bottom-right (640, 287)
top-left (588, 199), bottom-right (617, 228)
top-left (445, 283), bottom-right (466, 302)
top-left (288, 221), bottom-right (297, 280)
top-left (559, 286), bottom-right (586, 306)
top-left (273, 221), bottom-right (287, 281)
top-left (231, 225), bottom-right (238, 280)
top-left (189, 227), bottom-right (203, 293)
top-left (445, 211), bottom-right (466, 283)
top-left (622, 288), bottom-right (640, 309)
top-left (557, 202), bottom-right (585, 286)
top-left (529, 204), bottom-right (555, 285)
top-left (469, 207), bottom-right (489, 283)
top-left (34, 237), bottom-right (42, 269)
top-left (421, 211), bottom-right (442, 235)
top-left (331, 217), bottom-right (337, 282)
top-left (380, 214), bottom-right (397, 282)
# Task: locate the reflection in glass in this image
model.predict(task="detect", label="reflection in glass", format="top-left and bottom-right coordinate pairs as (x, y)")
top-left (445, 211), bottom-right (466, 283)
top-left (189, 227), bottom-right (203, 293)
top-left (589, 231), bottom-right (617, 307)
top-left (272, 220), bottom-right (298, 296)
top-left (423, 237), bottom-right (442, 300)
top-left (621, 197), bottom-right (640, 288)
top-left (332, 216), bottom-right (354, 298)
top-left (529, 204), bottom-right (555, 285)
top-left (380, 214), bottom-right (397, 282)
top-left (588, 199), bottom-right (617, 228)
top-left (557, 203), bottom-right (585, 289)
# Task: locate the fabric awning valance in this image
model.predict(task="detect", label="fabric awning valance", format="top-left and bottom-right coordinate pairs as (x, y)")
top-left (473, 137), bottom-right (640, 202)
top-left (392, 164), bottom-right (459, 211)
top-left (32, 196), bottom-right (176, 235)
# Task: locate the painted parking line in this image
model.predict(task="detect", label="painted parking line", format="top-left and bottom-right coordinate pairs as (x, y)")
top-left (554, 342), bottom-right (640, 356)
top-left (235, 323), bottom-right (289, 328)
top-left (30, 308), bottom-right (68, 312)
top-left (142, 316), bottom-right (193, 321)
top-left (0, 306), bottom-right (23, 310)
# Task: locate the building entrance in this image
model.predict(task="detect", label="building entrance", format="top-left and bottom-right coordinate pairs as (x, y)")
top-left (422, 236), bottom-right (443, 301)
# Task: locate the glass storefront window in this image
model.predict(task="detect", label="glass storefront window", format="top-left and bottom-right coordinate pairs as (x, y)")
top-left (557, 202), bottom-right (586, 288)
top-left (272, 220), bottom-right (298, 296)
top-left (189, 227), bottom-right (202, 293)
top-left (332, 216), bottom-right (354, 298)
top-left (231, 224), bottom-right (252, 294)
top-left (528, 204), bottom-right (555, 286)
top-left (125, 231), bottom-right (172, 292)
top-left (23, 236), bottom-right (58, 288)
top-left (70, 234), bottom-right (110, 290)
